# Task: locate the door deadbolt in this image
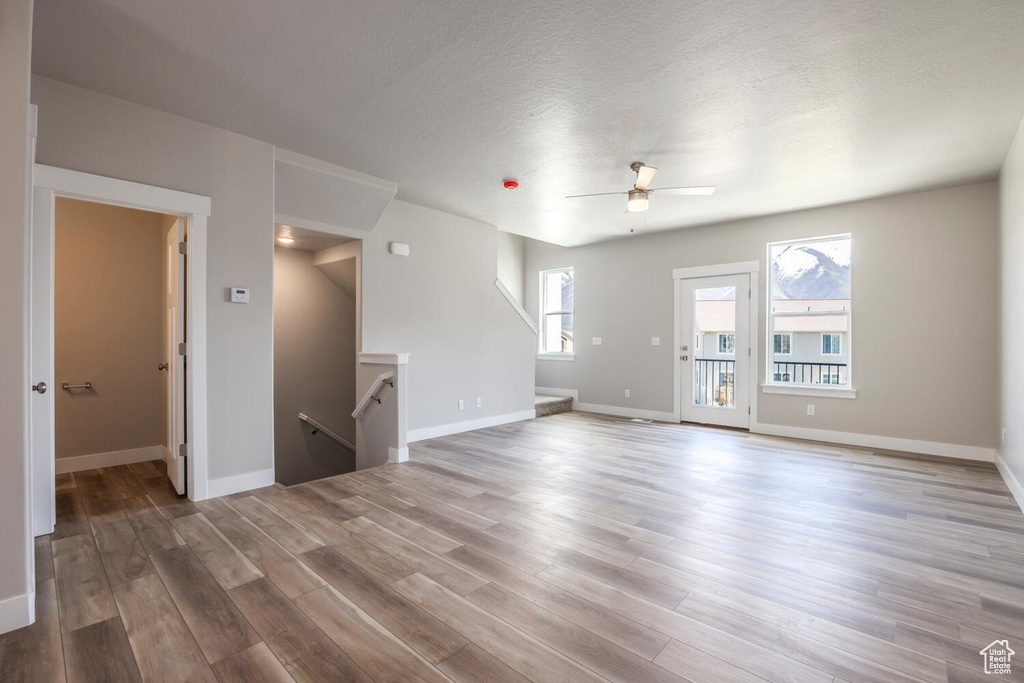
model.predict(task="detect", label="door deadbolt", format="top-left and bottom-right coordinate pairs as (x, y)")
top-left (32, 382), bottom-right (47, 394)
top-left (680, 355), bottom-right (688, 361)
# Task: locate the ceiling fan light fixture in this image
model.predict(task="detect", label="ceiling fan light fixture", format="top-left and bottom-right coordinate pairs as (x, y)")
top-left (627, 189), bottom-right (649, 213)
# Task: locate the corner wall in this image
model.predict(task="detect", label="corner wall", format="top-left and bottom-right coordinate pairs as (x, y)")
top-left (999, 117), bottom-right (1024, 502)
top-left (526, 182), bottom-right (1000, 453)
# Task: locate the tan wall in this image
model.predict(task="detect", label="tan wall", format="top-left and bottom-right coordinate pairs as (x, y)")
top-left (273, 246), bottom-right (356, 485)
top-left (526, 182), bottom-right (1000, 449)
top-left (55, 198), bottom-right (167, 459)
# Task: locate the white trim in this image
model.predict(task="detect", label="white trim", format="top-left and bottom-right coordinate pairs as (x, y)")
top-left (388, 447), bottom-right (409, 463)
top-left (536, 387), bottom-right (579, 410)
top-left (408, 410), bottom-right (536, 443)
top-left (275, 213), bottom-right (371, 241)
top-left (576, 403), bottom-right (677, 423)
top-left (537, 353), bottom-right (575, 362)
top-left (275, 149), bottom-right (397, 194)
top-left (31, 165), bottom-right (211, 506)
top-left (207, 468), bottom-right (276, 498)
top-left (55, 446), bottom-right (169, 475)
top-left (761, 384), bottom-right (857, 399)
top-left (672, 260), bottom-right (759, 280)
top-left (995, 451), bottom-right (1024, 513)
top-left (495, 279), bottom-right (539, 334)
top-left (0, 590), bottom-right (34, 636)
top-left (752, 423), bottom-right (996, 462)
top-left (358, 352), bottom-right (409, 365)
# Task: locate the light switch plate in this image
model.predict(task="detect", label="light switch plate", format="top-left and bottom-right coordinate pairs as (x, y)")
top-left (592, 337), bottom-right (603, 345)
top-left (651, 337), bottom-right (660, 346)
top-left (230, 287), bottom-right (250, 303)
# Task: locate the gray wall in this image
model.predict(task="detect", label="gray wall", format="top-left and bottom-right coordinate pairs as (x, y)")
top-left (362, 200), bottom-right (536, 432)
top-left (497, 230), bottom-right (526, 305)
top-left (0, 0), bottom-right (34, 630)
top-left (32, 76), bottom-right (276, 482)
top-left (273, 246), bottom-right (356, 486)
top-left (526, 182), bottom-right (1000, 448)
top-left (1001, 117), bottom-right (1024, 485)
top-left (55, 199), bottom-right (166, 459)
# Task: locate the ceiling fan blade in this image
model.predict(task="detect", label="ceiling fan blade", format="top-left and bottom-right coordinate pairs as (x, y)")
top-left (564, 191), bottom-right (628, 199)
top-left (634, 165), bottom-right (657, 190)
top-left (650, 186), bottom-right (716, 195)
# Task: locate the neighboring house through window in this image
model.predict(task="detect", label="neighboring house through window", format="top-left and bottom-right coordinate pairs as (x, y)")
top-left (539, 267), bottom-right (574, 355)
top-left (767, 235), bottom-right (852, 387)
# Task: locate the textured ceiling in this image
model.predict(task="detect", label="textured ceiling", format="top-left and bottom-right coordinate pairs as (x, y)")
top-left (32, 1), bottom-right (1024, 246)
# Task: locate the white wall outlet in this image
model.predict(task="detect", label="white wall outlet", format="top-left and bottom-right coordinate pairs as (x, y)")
top-left (458, 399), bottom-right (464, 410)
top-left (624, 389), bottom-right (631, 398)
top-left (651, 337), bottom-right (660, 346)
top-left (476, 397), bottom-right (482, 408)
top-left (230, 287), bottom-right (250, 303)
top-left (806, 404), bottom-right (815, 416)
top-left (592, 337), bottom-right (603, 345)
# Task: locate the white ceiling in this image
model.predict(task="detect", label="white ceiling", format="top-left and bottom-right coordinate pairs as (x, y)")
top-left (274, 224), bottom-right (354, 253)
top-left (32, 1), bottom-right (1024, 246)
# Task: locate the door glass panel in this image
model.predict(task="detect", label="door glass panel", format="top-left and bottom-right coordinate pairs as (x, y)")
top-left (693, 286), bottom-right (736, 408)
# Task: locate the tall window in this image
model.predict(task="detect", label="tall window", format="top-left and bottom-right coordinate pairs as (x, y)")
top-left (768, 235), bottom-right (851, 387)
top-left (539, 267), bottom-right (574, 355)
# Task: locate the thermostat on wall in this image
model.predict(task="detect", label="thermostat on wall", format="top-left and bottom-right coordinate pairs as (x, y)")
top-left (230, 287), bottom-right (250, 303)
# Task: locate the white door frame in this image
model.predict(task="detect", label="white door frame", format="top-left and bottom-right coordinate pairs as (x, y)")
top-left (673, 261), bottom-right (759, 428)
top-left (31, 165), bottom-right (211, 534)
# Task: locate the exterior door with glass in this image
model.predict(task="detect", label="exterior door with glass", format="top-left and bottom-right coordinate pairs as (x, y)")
top-left (679, 274), bottom-right (751, 428)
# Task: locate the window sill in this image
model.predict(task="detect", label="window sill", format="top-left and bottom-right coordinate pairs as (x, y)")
top-left (537, 353), bottom-right (575, 362)
top-left (761, 384), bottom-right (856, 399)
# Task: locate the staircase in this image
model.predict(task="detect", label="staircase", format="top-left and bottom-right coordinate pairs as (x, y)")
top-left (535, 394), bottom-right (573, 417)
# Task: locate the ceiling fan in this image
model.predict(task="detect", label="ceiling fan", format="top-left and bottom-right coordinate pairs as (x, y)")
top-left (565, 162), bottom-right (715, 213)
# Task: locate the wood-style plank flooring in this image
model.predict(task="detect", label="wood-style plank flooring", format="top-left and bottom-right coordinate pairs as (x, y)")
top-left (3, 412), bottom-right (1024, 682)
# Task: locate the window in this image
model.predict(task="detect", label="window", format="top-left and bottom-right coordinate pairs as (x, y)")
top-left (822, 333), bottom-right (841, 355)
top-left (767, 235), bottom-right (851, 388)
top-left (539, 267), bottom-right (574, 355)
top-left (718, 333), bottom-right (735, 355)
top-left (773, 333), bottom-right (792, 355)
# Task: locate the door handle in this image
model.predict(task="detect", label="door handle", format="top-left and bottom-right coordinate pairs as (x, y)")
top-left (158, 363), bottom-right (168, 371)
top-left (32, 382), bottom-right (47, 394)
top-left (680, 356), bottom-right (688, 361)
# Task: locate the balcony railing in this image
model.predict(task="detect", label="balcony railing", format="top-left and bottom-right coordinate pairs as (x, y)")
top-left (694, 359), bottom-right (735, 407)
top-left (771, 361), bottom-right (847, 385)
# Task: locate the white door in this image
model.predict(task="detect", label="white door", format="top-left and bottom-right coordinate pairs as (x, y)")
top-left (30, 187), bottom-right (56, 536)
top-left (679, 274), bottom-right (751, 429)
top-left (165, 219), bottom-right (186, 494)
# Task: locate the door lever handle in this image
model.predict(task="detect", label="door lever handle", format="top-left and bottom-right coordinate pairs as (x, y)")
top-left (680, 356), bottom-right (688, 361)
top-left (158, 363), bottom-right (168, 371)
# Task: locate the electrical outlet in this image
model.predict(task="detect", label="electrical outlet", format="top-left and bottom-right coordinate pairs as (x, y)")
top-left (625, 389), bottom-right (631, 398)
top-left (592, 337), bottom-right (603, 345)
top-left (458, 399), bottom-right (464, 410)
top-left (476, 397), bottom-right (482, 408)
top-left (807, 404), bottom-right (815, 416)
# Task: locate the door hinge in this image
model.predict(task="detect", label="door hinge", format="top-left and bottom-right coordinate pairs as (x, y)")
top-left (748, 407), bottom-right (751, 415)
top-left (178, 342), bottom-right (187, 356)
top-left (178, 443), bottom-right (187, 459)
top-left (748, 347), bottom-right (751, 356)
top-left (178, 241), bottom-right (187, 255)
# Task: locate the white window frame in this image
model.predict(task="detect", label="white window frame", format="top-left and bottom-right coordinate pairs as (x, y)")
top-left (717, 333), bottom-right (736, 356)
top-left (763, 234), bottom-right (855, 399)
top-left (538, 266), bottom-right (575, 360)
top-left (773, 332), bottom-right (792, 356)
top-left (822, 333), bottom-right (841, 355)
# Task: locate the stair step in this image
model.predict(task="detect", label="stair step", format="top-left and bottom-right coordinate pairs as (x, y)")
top-left (535, 394), bottom-right (573, 417)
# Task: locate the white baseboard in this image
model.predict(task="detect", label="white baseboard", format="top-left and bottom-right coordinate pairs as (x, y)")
top-left (535, 387), bottom-right (579, 409)
top-left (995, 451), bottom-right (1024, 513)
top-left (575, 402), bottom-right (677, 423)
top-left (55, 445), bottom-right (170, 474)
top-left (408, 410), bottom-right (537, 443)
top-left (0, 590), bottom-right (34, 635)
top-left (206, 467), bottom-right (276, 499)
top-left (388, 447), bottom-right (409, 463)
top-left (753, 423), bottom-right (997, 463)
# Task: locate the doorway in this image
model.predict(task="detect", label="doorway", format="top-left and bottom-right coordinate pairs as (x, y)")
top-left (31, 166), bottom-right (210, 536)
top-left (674, 262), bottom-right (759, 430)
top-left (273, 224), bottom-right (361, 486)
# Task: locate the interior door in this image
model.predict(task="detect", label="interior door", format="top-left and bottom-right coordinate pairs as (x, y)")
top-left (679, 274), bottom-right (750, 429)
top-left (165, 218), bottom-right (186, 494)
top-left (30, 187), bottom-right (56, 536)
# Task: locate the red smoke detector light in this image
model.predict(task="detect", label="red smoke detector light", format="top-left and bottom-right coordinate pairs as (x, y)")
top-left (503, 179), bottom-right (519, 189)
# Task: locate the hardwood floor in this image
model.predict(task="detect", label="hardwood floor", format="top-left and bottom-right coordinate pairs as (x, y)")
top-left (2, 411), bottom-right (1023, 682)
